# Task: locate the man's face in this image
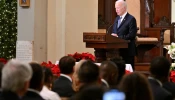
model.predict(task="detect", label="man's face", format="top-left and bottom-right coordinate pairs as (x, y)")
top-left (115, 2), bottom-right (126, 16)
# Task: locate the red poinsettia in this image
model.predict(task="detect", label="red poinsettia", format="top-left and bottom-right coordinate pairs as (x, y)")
top-left (170, 70), bottom-right (175, 83)
top-left (68, 52), bottom-right (95, 62)
top-left (41, 61), bottom-right (60, 77)
top-left (0, 58), bottom-right (7, 64)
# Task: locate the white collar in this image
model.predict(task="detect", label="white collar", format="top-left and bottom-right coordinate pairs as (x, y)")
top-left (120, 12), bottom-right (127, 22)
top-left (148, 76), bottom-right (163, 87)
top-left (60, 74), bottom-right (72, 82)
top-left (101, 79), bottom-right (109, 88)
top-left (28, 88), bottom-right (40, 94)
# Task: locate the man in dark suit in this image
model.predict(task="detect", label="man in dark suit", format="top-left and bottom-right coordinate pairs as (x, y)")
top-left (148, 56), bottom-right (174, 100)
top-left (22, 62), bottom-right (44, 100)
top-left (52, 56), bottom-right (75, 97)
top-left (112, 0), bottom-right (137, 70)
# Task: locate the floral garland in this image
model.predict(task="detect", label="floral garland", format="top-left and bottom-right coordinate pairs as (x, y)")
top-left (41, 61), bottom-right (60, 77)
top-left (68, 52), bottom-right (96, 62)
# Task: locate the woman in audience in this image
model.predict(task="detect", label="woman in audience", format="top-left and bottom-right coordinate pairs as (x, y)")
top-left (40, 67), bottom-right (61, 100)
top-left (118, 72), bottom-right (154, 100)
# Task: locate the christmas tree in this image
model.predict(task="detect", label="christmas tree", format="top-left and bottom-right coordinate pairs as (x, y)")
top-left (0, 0), bottom-right (17, 59)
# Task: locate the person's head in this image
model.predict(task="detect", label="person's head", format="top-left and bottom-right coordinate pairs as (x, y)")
top-left (42, 66), bottom-right (53, 89)
top-left (118, 72), bottom-right (153, 100)
top-left (100, 61), bottom-right (118, 87)
top-left (72, 60), bottom-right (86, 92)
top-left (78, 60), bottom-right (100, 87)
top-left (29, 62), bottom-right (44, 91)
top-left (110, 57), bottom-right (125, 84)
top-left (59, 56), bottom-right (76, 75)
top-left (0, 62), bottom-right (4, 88)
top-left (150, 56), bottom-right (171, 82)
top-left (73, 85), bottom-right (105, 100)
top-left (2, 59), bottom-right (32, 97)
top-left (115, 0), bottom-right (127, 16)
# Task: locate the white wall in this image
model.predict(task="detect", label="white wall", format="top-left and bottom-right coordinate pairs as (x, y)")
top-left (18, 0), bottom-right (47, 62)
top-left (18, 0), bottom-right (35, 41)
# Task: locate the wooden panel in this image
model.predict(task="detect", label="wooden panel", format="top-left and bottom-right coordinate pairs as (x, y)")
top-left (154, 0), bottom-right (171, 24)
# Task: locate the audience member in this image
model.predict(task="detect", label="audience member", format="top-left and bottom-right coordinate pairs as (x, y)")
top-left (0, 62), bottom-right (4, 88)
top-left (149, 56), bottom-right (173, 100)
top-left (110, 57), bottom-right (125, 84)
top-left (118, 72), bottom-right (154, 100)
top-left (0, 59), bottom-right (32, 100)
top-left (72, 60), bottom-right (86, 92)
top-left (52, 56), bottom-right (75, 97)
top-left (77, 60), bottom-right (101, 90)
top-left (100, 61), bottom-right (118, 88)
top-left (40, 67), bottom-right (61, 100)
top-left (71, 85), bottom-right (105, 100)
top-left (23, 62), bottom-right (44, 100)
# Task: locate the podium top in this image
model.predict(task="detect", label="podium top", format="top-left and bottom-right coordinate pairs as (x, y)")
top-left (83, 32), bottom-right (128, 43)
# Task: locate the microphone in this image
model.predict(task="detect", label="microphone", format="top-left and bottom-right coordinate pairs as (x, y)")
top-left (106, 22), bottom-right (115, 34)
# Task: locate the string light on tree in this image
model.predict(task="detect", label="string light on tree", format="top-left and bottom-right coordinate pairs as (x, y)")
top-left (0, 0), bottom-right (17, 59)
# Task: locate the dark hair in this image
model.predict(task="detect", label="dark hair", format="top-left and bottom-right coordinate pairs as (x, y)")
top-left (100, 61), bottom-right (118, 86)
top-left (150, 56), bottom-right (170, 78)
top-left (0, 62), bottom-right (4, 88)
top-left (59, 56), bottom-right (75, 74)
top-left (29, 62), bottom-right (44, 91)
top-left (43, 66), bottom-right (53, 84)
top-left (73, 85), bottom-right (105, 100)
top-left (110, 57), bottom-right (125, 83)
top-left (78, 60), bottom-right (99, 84)
top-left (118, 72), bottom-right (153, 100)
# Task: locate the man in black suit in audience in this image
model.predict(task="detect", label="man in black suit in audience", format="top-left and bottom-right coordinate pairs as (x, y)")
top-left (112, 0), bottom-right (137, 70)
top-left (23, 62), bottom-right (44, 100)
top-left (52, 56), bottom-right (75, 97)
top-left (148, 56), bottom-right (174, 100)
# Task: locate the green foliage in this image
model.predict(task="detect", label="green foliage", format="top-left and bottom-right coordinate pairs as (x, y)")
top-left (0, 0), bottom-right (17, 59)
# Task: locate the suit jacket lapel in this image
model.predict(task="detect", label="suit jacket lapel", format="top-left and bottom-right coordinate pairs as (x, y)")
top-left (118, 13), bottom-right (129, 29)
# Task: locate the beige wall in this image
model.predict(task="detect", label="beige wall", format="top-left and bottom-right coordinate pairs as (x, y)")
top-left (47, 0), bottom-right (98, 62)
top-left (65, 0), bottom-right (98, 55)
top-left (126, 0), bottom-right (140, 33)
top-left (172, 0), bottom-right (175, 22)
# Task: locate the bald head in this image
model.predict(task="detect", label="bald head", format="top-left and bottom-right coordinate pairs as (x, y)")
top-left (115, 0), bottom-right (127, 16)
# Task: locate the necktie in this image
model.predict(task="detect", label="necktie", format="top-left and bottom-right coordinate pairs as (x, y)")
top-left (117, 17), bottom-right (122, 28)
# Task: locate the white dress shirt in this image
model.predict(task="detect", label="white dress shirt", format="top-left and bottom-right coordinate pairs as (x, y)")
top-left (40, 85), bottom-right (61, 100)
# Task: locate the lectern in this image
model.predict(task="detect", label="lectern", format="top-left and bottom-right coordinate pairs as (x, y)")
top-left (83, 32), bottom-right (129, 62)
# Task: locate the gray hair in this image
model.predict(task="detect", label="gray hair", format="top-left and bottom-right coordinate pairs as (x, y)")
top-left (115, 0), bottom-right (127, 9)
top-left (1, 59), bottom-right (32, 92)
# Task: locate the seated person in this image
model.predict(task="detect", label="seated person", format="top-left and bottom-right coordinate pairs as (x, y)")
top-left (100, 61), bottom-right (118, 88)
top-left (148, 56), bottom-right (173, 100)
top-left (40, 67), bottom-right (61, 100)
top-left (110, 57), bottom-right (126, 85)
top-left (118, 72), bottom-right (154, 100)
top-left (23, 62), bottom-right (44, 100)
top-left (52, 56), bottom-right (75, 97)
top-left (0, 59), bottom-right (32, 100)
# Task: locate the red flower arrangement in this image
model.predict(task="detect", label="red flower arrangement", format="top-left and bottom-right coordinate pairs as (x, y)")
top-left (0, 58), bottom-right (7, 64)
top-left (41, 61), bottom-right (60, 77)
top-left (169, 63), bottom-right (175, 83)
top-left (68, 52), bottom-right (96, 62)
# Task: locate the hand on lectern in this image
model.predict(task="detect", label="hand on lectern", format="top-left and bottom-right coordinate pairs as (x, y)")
top-left (111, 33), bottom-right (118, 37)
